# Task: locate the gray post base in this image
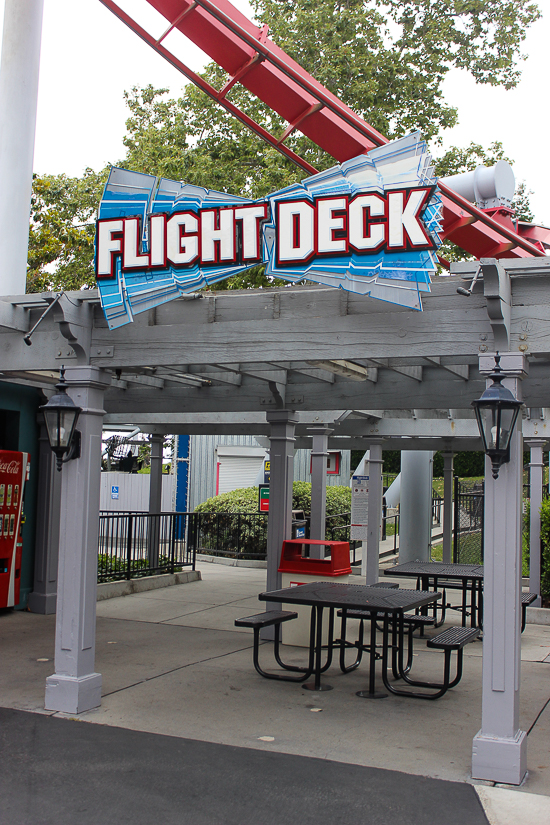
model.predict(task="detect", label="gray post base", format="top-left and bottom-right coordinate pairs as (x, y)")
top-left (45, 672), bottom-right (102, 715)
top-left (472, 730), bottom-right (527, 785)
top-left (27, 592), bottom-right (56, 614)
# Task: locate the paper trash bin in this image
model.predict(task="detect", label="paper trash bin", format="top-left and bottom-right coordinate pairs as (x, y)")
top-left (278, 539), bottom-right (351, 647)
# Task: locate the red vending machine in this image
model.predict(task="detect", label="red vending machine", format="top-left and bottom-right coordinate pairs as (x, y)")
top-left (0, 451), bottom-right (30, 608)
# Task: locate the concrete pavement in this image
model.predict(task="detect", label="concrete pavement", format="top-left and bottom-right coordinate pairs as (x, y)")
top-left (0, 562), bottom-right (548, 824)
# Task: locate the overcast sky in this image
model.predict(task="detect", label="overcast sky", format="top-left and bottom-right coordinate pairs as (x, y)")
top-left (3, 0), bottom-right (550, 224)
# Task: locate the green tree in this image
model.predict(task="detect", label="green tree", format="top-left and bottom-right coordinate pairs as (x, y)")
top-left (252, 0), bottom-right (540, 142)
top-left (27, 169), bottom-right (107, 292)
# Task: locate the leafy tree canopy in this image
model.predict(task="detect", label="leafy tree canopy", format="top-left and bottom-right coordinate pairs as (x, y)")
top-left (28, 0), bottom-right (540, 291)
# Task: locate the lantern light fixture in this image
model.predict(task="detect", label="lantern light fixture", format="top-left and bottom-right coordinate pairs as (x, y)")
top-left (471, 353), bottom-right (522, 479)
top-left (39, 367), bottom-right (82, 471)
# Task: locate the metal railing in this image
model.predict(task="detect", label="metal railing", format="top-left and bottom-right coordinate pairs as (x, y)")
top-left (98, 511), bottom-right (195, 582)
top-left (453, 478), bottom-right (484, 564)
top-left (324, 513), bottom-right (361, 564)
top-left (187, 511), bottom-right (269, 560)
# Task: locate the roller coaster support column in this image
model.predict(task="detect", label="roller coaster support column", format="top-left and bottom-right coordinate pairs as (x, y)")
top-left (399, 452), bottom-right (433, 563)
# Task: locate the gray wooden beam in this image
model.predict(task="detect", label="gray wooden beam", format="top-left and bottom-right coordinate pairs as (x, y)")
top-left (0, 299), bottom-right (29, 332)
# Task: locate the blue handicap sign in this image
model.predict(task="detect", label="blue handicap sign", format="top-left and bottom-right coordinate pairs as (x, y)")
top-left (111, 485), bottom-right (119, 500)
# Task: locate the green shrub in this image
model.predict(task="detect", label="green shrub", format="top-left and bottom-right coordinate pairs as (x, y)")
top-left (194, 483), bottom-right (352, 558)
top-left (97, 553), bottom-right (182, 582)
top-left (538, 499), bottom-right (550, 600)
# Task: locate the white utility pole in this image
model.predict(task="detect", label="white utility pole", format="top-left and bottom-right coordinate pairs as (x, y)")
top-left (0, 0), bottom-right (44, 296)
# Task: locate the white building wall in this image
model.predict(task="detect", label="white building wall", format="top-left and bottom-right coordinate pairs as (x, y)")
top-left (100, 472), bottom-right (174, 512)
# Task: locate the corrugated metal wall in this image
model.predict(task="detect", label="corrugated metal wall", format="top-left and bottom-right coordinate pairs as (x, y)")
top-left (188, 434), bottom-right (350, 510)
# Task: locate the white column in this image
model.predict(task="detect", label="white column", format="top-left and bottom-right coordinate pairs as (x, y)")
top-left (442, 452), bottom-right (454, 563)
top-left (399, 451), bottom-right (433, 563)
top-left (365, 442), bottom-right (383, 584)
top-left (472, 354), bottom-right (528, 785)
top-left (0, 0), bottom-right (44, 296)
top-left (308, 427), bottom-right (332, 553)
top-left (265, 410), bottom-right (298, 593)
top-left (528, 439), bottom-right (545, 607)
top-left (45, 367), bottom-right (110, 714)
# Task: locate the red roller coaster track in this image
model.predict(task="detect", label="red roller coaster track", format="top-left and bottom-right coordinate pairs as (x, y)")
top-left (100, 0), bottom-right (549, 263)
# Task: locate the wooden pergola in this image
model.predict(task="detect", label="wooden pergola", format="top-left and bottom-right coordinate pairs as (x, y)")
top-left (1, 255), bottom-right (549, 785)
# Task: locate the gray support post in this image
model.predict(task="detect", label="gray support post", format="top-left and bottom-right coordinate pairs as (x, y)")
top-left (0, 0), bottom-right (44, 295)
top-left (148, 434), bottom-right (163, 569)
top-left (398, 451), bottom-right (433, 563)
top-left (45, 367), bottom-right (110, 715)
top-left (442, 452), bottom-right (454, 564)
top-left (527, 439), bottom-right (545, 607)
top-left (27, 422), bottom-right (61, 614)
top-left (472, 355), bottom-right (527, 785)
top-left (266, 411), bottom-right (298, 593)
top-left (365, 442), bottom-right (383, 584)
top-left (308, 427), bottom-right (332, 552)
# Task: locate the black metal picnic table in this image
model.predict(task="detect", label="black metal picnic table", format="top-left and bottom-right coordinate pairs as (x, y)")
top-left (259, 581), bottom-right (441, 698)
top-left (384, 562), bottom-right (484, 628)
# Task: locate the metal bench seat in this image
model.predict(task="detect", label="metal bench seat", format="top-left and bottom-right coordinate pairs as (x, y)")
top-left (382, 625), bottom-right (481, 700)
top-left (235, 610), bottom-right (298, 629)
top-left (235, 610), bottom-right (315, 682)
top-left (426, 626), bottom-right (481, 650)
top-left (521, 592), bottom-right (538, 632)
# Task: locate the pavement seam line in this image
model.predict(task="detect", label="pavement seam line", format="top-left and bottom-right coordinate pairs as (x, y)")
top-left (100, 643), bottom-right (254, 698)
top-left (526, 694), bottom-right (550, 735)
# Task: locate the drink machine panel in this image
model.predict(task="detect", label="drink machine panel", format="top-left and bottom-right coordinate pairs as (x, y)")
top-left (0, 451), bottom-right (29, 608)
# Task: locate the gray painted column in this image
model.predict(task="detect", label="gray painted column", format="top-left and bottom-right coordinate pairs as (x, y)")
top-left (148, 434), bottom-right (163, 569)
top-left (398, 451), bottom-right (433, 563)
top-left (308, 427), bottom-right (332, 553)
top-left (472, 355), bottom-right (527, 785)
top-left (0, 0), bottom-right (44, 295)
top-left (365, 442), bottom-right (383, 584)
top-left (442, 452), bottom-right (454, 564)
top-left (265, 410), bottom-right (298, 593)
top-left (45, 366), bottom-right (110, 714)
top-left (27, 422), bottom-right (61, 614)
top-left (527, 439), bottom-right (545, 607)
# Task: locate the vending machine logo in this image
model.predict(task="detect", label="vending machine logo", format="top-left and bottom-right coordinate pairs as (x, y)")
top-left (0, 460), bottom-right (20, 474)
top-left (95, 132), bottom-right (441, 329)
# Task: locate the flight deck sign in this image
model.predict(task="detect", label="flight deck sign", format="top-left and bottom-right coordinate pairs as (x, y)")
top-left (96, 132), bottom-right (441, 329)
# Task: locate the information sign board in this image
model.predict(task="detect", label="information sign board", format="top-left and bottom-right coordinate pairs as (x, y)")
top-left (351, 475), bottom-right (369, 541)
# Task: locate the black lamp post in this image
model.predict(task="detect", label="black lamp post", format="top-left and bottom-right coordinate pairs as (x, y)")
top-left (40, 367), bottom-right (82, 471)
top-left (471, 354), bottom-right (522, 479)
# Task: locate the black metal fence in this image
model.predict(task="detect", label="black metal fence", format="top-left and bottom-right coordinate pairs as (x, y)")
top-left (453, 478), bottom-right (484, 563)
top-left (187, 511), bottom-right (269, 560)
top-left (98, 510), bottom-right (364, 569)
top-left (98, 511), bottom-right (195, 582)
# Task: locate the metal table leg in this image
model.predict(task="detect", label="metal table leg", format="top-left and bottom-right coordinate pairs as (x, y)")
top-left (302, 604), bottom-right (333, 692)
top-left (356, 610), bottom-right (388, 699)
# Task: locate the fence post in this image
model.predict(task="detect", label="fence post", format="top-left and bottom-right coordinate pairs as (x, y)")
top-left (126, 514), bottom-right (133, 580)
top-left (169, 514), bottom-right (175, 575)
top-left (453, 476), bottom-right (459, 563)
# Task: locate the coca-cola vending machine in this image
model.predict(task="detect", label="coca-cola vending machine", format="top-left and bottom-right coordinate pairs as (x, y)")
top-left (0, 451), bottom-right (30, 608)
